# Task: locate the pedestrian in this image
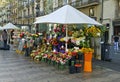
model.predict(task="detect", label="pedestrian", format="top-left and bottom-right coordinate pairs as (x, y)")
top-left (10, 29), bottom-right (14, 44)
top-left (114, 35), bottom-right (119, 52)
top-left (2, 29), bottom-right (8, 48)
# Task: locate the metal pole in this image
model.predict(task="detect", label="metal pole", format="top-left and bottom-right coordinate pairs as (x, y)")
top-left (36, 1), bottom-right (40, 33)
top-left (101, 0), bottom-right (104, 23)
top-left (28, 0), bottom-right (31, 32)
top-left (65, 25), bottom-right (68, 52)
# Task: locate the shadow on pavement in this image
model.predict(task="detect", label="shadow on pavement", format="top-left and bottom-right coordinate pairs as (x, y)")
top-left (93, 54), bottom-right (120, 72)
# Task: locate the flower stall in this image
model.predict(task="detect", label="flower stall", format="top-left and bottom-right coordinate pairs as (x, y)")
top-left (31, 5), bottom-right (104, 73)
top-left (15, 29), bottom-right (42, 56)
top-left (28, 24), bottom-right (105, 74)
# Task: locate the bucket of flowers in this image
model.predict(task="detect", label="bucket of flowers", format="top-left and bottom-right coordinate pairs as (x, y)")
top-left (81, 47), bottom-right (94, 72)
top-left (30, 33), bottom-right (39, 40)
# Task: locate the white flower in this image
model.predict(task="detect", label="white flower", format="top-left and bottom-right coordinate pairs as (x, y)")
top-left (76, 40), bottom-right (80, 45)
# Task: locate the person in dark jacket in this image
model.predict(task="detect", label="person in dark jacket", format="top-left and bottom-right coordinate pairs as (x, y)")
top-left (114, 35), bottom-right (119, 51)
top-left (10, 29), bottom-right (14, 44)
top-left (2, 29), bottom-right (8, 48)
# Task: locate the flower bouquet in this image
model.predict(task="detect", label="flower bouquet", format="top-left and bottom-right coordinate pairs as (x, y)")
top-left (81, 47), bottom-right (94, 54)
top-left (85, 26), bottom-right (101, 37)
top-left (31, 34), bottom-right (39, 40)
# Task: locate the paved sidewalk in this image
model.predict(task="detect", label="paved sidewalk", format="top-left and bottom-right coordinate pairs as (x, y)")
top-left (0, 50), bottom-right (120, 82)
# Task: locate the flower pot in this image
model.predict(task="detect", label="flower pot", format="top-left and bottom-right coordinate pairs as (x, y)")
top-left (42, 58), bottom-right (48, 62)
top-left (51, 61), bottom-right (56, 66)
top-left (75, 64), bottom-right (82, 73)
top-left (84, 52), bottom-right (93, 72)
top-left (69, 66), bottom-right (75, 74)
top-left (47, 59), bottom-right (51, 64)
top-left (75, 67), bottom-right (81, 73)
top-left (58, 63), bottom-right (65, 70)
top-left (69, 58), bottom-right (76, 66)
top-left (77, 52), bottom-right (83, 60)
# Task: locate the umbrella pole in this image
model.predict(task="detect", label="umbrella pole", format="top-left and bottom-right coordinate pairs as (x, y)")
top-left (65, 25), bottom-right (68, 52)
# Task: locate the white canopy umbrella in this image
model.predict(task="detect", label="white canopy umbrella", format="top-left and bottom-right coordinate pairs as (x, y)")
top-left (34, 5), bottom-right (101, 25)
top-left (34, 5), bottom-right (102, 51)
top-left (3, 22), bottom-right (19, 30)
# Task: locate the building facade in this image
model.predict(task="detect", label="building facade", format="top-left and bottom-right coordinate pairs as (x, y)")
top-left (1, 0), bottom-right (120, 43)
top-left (0, 0), bottom-right (102, 29)
top-left (112, 0), bottom-right (120, 35)
top-left (101, 0), bottom-right (115, 43)
top-left (0, 0), bottom-right (9, 26)
top-left (101, 0), bottom-right (120, 43)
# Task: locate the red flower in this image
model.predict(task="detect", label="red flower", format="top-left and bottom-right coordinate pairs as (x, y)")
top-left (62, 26), bottom-right (65, 32)
top-left (71, 51), bottom-right (77, 56)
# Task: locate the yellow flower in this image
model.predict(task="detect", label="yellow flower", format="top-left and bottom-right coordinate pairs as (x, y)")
top-left (85, 26), bottom-right (101, 37)
top-left (81, 48), bottom-right (94, 53)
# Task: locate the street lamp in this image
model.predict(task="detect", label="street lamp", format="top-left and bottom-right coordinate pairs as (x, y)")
top-left (104, 23), bottom-right (110, 43)
top-left (27, 0), bottom-right (31, 32)
top-left (23, 9), bottom-right (26, 24)
top-left (35, 3), bottom-right (40, 33)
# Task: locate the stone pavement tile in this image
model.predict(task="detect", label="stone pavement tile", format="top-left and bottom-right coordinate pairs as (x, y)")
top-left (0, 79), bottom-right (16, 82)
top-left (1, 49), bottom-right (120, 82)
top-left (0, 74), bottom-right (16, 82)
top-left (93, 61), bottom-right (120, 72)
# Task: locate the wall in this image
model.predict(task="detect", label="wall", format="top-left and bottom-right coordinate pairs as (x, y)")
top-left (79, 5), bottom-right (101, 23)
top-left (102, 0), bottom-right (116, 43)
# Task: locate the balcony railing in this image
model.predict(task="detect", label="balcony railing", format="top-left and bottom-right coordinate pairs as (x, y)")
top-left (29, 14), bottom-right (35, 18)
top-left (22, 14), bottom-right (34, 19)
top-left (30, 0), bottom-right (34, 6)
top-left (10, 4), bottom-right (17, 9)
top-left (70, 0), bottom-right (100, 8)
top-left (17, 16), bottom-right (22, 19)
top-left (18, 4), bottom-right (24, 10)
top-left (10, 13), bottom-right (17, 17)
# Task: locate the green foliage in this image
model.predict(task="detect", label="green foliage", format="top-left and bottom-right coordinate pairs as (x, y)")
top-left (79, 40), bottom-right (90, 48)
top-left (98, 26), bottom-right (107, 36)
top-left (99, 26), bottom-right (107, 32)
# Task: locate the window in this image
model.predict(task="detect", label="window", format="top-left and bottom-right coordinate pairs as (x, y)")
top-left (58, 0), bottom-right (63, 6)
top-left (119, 0), bottom-right (120, 7)
top-left (118, 0), bottom-right (120, 17)
top-left (63, 0), bottom-right (67, 5)
top-left (89, 7), bottom-right (94, 16)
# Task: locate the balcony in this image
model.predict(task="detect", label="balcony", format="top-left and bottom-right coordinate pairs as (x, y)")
top-left (10, 4), bottom-right (17, 10)
top-left (17, 16), bottom-right (22, 19)
top-left (54, 0), bottom-right (100, 10)
top-left (26, 3), bottom-right (29, 8)
top-left (22, 14), bottom-right (35, 19)
top-left (28, 14), bottom-right (35, 18)
top-left (53, 2), bottom-right (63, 11)
top-left (18, 4), bottom-right (24, 10)
top-left (10, 13), bottom-right (17, 17)
top-left (70, 0), bottom-right (100, 8)
top-left (2, 20), bottom-right (9, 23)
top-left (30, 0), bottom-right (34, 6)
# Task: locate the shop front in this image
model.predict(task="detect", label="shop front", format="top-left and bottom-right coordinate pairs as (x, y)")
top-left (113, 20), bottom-right (120, 35)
